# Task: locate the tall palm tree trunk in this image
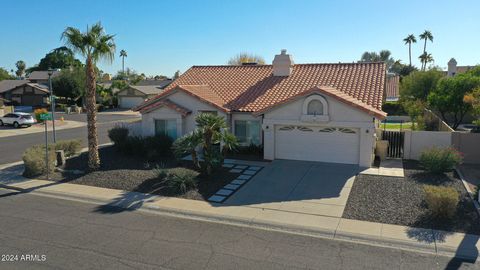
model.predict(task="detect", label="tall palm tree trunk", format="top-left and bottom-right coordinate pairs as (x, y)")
top-left (408, 44), bottom-right (412, 66)
top-left (122, 56), bottom-right (125, 74)
top-left (86, 56), bottom-right (100, 170)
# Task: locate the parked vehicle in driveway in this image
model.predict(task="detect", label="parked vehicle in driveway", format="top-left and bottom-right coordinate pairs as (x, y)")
top-left (0, 112), bottom-right (35, 128)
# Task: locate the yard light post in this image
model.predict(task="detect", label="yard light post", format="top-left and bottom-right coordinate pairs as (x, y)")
top-left (48, 68), bottom-right (56, 143)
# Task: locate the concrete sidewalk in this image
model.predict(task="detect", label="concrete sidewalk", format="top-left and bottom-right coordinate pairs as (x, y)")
top-left (0, 168), bottom-right (478, 260)
top-left (0, 120), bottom-right (86, 138)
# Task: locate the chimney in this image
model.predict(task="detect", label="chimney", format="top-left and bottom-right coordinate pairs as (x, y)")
top-left (447, 58), bottom-right (457, 77)
top-left (272, 49), bottom-right (294, 76)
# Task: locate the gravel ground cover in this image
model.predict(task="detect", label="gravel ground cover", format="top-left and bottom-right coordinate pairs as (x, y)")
top-left (38, 146), bottom-right (240, 202)
top-left (343, 160), bottom-right (480, 234)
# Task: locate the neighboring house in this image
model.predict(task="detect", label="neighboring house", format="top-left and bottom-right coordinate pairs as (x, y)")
top-left (447, 58), bottom-right (476, 77)
top-left (0, 80), bottom-right (49, 107)
top-left (27, 70), bottom-right (60, 84)
top-left (117, 79), bottom-right (172, 109)
top-left (385, 73), bottom-right (400, 102)
top-left (135, 50), bottom-right (386, 167)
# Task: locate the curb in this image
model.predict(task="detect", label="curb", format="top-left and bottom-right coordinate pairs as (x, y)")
top-left (7, 183), bottom-right (465, 259)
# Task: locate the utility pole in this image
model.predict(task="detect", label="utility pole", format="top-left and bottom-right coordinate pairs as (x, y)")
top-left (48, 68), bottom-right (57, 143)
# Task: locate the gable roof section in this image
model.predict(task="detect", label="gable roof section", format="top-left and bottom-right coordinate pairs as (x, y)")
top-left (0, 80), bottom-right (29, 93)
top-left (28, 70), bottom-right (60, 80)
top-left (138, 98), bottom-right (191, 116)
top-left (255, 86), bottom-right (386, 119)
top-left (136, 62), bottom-right (386, 115)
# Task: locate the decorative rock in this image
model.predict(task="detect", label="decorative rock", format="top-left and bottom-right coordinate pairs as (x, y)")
top-left (208, 195), bottom-right (226, 203)
top-left (216, 189), bottom-right (234, 196)
top-left (224, 184), bottom-right (240, 190)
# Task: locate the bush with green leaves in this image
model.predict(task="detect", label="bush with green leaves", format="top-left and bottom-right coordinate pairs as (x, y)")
top-left (108, 127), bottom-right (129, 147)
top-left (423, 185), bottom-right (459, 219)
top-left (158, 168), bottom-right (199, 195)
top-left (108, 127), bottom-right (173, 160)
top-left (419, 147), bottom-right (462, 173)
top-left (23, 145), bottom-right (56, 177)
top-left (54, 139), bottom-right (81, 157)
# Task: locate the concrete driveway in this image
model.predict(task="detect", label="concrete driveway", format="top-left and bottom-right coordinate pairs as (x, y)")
top-left (224, 160), bottom-right (358, 218)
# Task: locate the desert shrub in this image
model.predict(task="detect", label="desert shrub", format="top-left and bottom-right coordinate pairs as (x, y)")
top-left (143, 134), bottom-right (173, 160)
top-left (33, 108), bottom-right (48, 122)
top-left (423, 185), bottom-right (459, 219)
top-left (382, 102), bottom-right (406, 116)
top-left (159, 168), bottom-right (199, 194)
top-left (22, 145), bottom-right (56, 177)
top-left (54, 139), bottom-right (81, 157)
top-left (420, 147), bottom-right (462, 173)
top-left (108, 127), bottom-right (129, 147)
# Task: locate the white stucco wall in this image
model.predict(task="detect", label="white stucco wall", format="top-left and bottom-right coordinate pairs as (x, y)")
top-left (141, 91), bottom-right (227, 137)
top-left (262, 94), bottom-right (377, 167)
top-left (403, 131), bottom-right (452, 160)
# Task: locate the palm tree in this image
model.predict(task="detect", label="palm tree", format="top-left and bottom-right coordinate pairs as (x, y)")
top-left (359, 50), bottom-right (395, 70)
top-left (419, 30), bottom-right (433, 69)
top-left (172, 130), bottom-right (202, 169)
top-left (119, 49), bottom-right (127, 76)
top-left (62, 22), bottom-right (116, 170)
top-left (418, 52), bottom-right (434, 71)
top-left (403, 34), bottom-right (417, 66)
top-left (15, 60), bottom-right (26, 78)
top-left (195, 113), bottom-right (238, 175)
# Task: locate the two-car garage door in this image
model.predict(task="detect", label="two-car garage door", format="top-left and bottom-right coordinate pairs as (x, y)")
top-left (274, 125), bottom-right (360, 164)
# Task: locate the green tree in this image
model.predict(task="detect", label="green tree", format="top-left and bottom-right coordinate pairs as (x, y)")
top-left (174, 113), bottom-right (238, 175)
top-left (228, 53), bottom-right (265, 65)
top-left (419, 30), bottom-right (433, 70)
top-left (428, 69), bottom-right (480, 129)
top-left (15, 60), bottom-right (26, 78)
top-left (403, 34), bottom-right (417, 66)
top-left (62, 22), bottom-right (116, 170)
top-left (0, 67), bottom-right (14, 81)
top-left (403, 99), bottom-right (425, 130)
top-left (418, 52), bottom-right (434, 71)
top-left (464, 87), bottom-right (480, 126)
top-left (173, 70), bottom-right (181, 79)
top-left (119, 49), bottom-right (127, 75)
top-left (359, 50), bottom-right (396, 71)
top-left (52, 67), bottom-right (86, 103)
top-left (172, 130), bottom-right (203, 168)
top-left (27, 47), bottom-right (83, 73)
top-left (400, 69), bottom-right (443, 102)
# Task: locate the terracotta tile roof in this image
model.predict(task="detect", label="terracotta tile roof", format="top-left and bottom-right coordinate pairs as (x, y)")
top-left (255, 86), bottom-right (386, 119)
top-left (137, 62), bottom-right (386, 116)
top-left (138, 98), bottom-right (191, 116)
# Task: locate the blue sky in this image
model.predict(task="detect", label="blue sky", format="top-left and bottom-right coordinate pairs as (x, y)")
top-left (1, 0), bottom-right (479, 77)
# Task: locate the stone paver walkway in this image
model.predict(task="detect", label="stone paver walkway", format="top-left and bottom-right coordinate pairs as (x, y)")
top-left (360, 158), bottom-right (404, 177)
top-left (208, 163), bottom-right (264, 203)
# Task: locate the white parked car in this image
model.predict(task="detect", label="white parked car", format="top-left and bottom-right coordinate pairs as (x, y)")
top-left (0, 112), bottom-right (35, 128)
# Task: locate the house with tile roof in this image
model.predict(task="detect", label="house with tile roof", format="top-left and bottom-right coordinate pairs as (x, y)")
top-left (135, 50), bottom-right (387, 167)
top-left (116, 79), bottom-right (172, 109)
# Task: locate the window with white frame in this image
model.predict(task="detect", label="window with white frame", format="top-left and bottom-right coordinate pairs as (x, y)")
top-left (154, 119), bottom-right (177, 139)
top-left (234, 120), bottom-right (261, 145)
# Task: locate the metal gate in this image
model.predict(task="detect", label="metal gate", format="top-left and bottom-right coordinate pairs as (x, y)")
top-left (381, 130), bottom-right (404, 158)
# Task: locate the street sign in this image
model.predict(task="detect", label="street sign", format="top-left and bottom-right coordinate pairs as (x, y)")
top-left (39, 113), bottom-right (52, 121)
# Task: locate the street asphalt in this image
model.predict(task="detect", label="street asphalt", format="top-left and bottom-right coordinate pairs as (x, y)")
top-left (0, 113), bottom-right (140, 165)
top-left (0, 188), bottom-right (478, 270)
